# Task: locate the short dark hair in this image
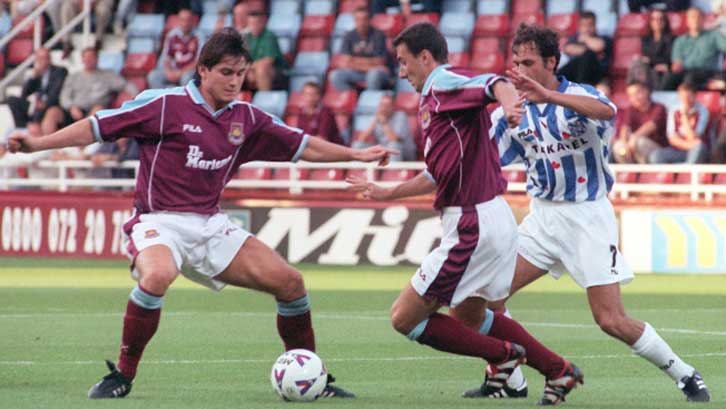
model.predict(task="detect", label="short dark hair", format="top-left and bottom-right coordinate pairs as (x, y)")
top-left (196, 28), bottom-right (251, 79)
top-left (678, 81), bottom-right (696, 92)
top-left (392, 23), bottom-right (448, 63)
top-left (354, 5), bottom-right (369, 14)
top-left (580, 11), bottom-right (597, 21)
top-left (627, 80), bottom-right (652, 92)
top-left (302, 81), bottom-right (321, 92)
top-left (512, 24), bottom-right (560, 73)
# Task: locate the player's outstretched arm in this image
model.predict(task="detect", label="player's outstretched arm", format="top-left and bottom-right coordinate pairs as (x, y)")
top-left (300, 135), bottom-right (399, 165)
top-left (7, 118), bottom-right (95, 154)
top-left (346, 172), bottom-right (435, 201)
top-left (492, 80), bottom-right (524, 128)
top-left (506, 69), bottom-right (615, 120)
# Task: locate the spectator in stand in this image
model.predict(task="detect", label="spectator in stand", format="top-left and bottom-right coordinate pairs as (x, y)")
top-left (330, 6), bottom-right (393, 91)
top-left (297, 82), bottom-right (345, 145)
top-left (628, 0), bottom-right (690, 12)
top-left (89, 138), bottom-right (139, 182)
top-left (628, 9), bottom-right (675, 90)
top-left (650, 82), bottom-right (710, 163)
top-left (56, 0), bottom-right (114, 55)
top-left (215, 2), bottom-right (249, 34)
top-left (244, 11), bottom-right (288, 91)
top-left (147, 9), bottom-right (202, 89)
top-left (351, 94), bottom-right (415, 161)
top-left (707, 0), bottom-right (726, 32)
top-left (613, 81), bottom-right (669, 164)
top-left (558, 11), bottom-right (612, 85)
top-left (6, 48), bottom-right (67, 130)
top-left (663, 7), bottom-right (726, 90)
top-left (42, 48), bottom-right (133, 134)
top-left (371, 0), bottom-right (441, 16)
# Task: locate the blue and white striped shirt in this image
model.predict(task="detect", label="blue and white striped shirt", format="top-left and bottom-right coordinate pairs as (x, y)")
top-left (492, 77), bottom-right (616, 202)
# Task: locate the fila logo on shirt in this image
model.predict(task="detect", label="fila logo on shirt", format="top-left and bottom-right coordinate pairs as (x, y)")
top-left (185, 145), bottom-right (233, 170)
top-left (183, 123), bottom-right (203, 133)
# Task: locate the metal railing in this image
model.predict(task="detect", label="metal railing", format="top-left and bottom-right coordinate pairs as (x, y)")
top-left (2, 160), bottom-right (726, 201)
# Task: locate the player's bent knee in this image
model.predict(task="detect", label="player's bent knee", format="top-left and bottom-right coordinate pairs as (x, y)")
top-left (389, 305), bottom-right (414, 335)
top-left (274, 269), bottom-right (306, 301)
top-left (594, 313), bottom-right (621, 337)
top-left (140, 268), bottom-right (177, 295)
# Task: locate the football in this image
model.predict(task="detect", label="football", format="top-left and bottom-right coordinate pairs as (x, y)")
top-left (270, 349), bottom-right (328, 402)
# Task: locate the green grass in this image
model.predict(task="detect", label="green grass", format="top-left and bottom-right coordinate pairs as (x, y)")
top-left (1, 258), bottom-right (724, 408)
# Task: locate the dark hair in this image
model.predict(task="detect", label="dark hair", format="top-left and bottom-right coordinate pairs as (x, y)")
top-left (302, 81), bottom-right (322, 91)
top-left (678, 81), bottom-right (696, 92)
top-left (354, 5), bottom-right (369, 14)
top-left (645, 9), bottom-right (672, 38)
top-left (580, 11), bottom-right (597, 22)
top-left (512, 23), bottom-right (560, 73)
top-left (392, 23), bottom-right (448, 63)
top-left (195, 28), bottom-right (251, 80)
top-left (627, 80), bottom-right (652, 92)
top-left (248, 10), bottom-right (267, 17)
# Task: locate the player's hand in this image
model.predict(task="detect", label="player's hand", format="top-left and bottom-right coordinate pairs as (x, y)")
top-left (506, 69), bottom-right (552, 104)
top-left (346, 174), bottom-right (391, 200)
top-left (353, 145), bottom-right (400, 166)
top-left (6, 130), bottom-right (37, 153)
top-left (502, 95), bottom-right (525, 128)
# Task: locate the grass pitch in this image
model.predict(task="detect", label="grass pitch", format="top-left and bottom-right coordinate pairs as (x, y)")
top-left (1, 257), bottom-right (724, 408)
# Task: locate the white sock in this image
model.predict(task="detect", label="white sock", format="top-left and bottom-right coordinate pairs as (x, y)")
top-left (631, 322), bottom-right (694, 382)
top-left (503, 308), bottom-right (527, 389)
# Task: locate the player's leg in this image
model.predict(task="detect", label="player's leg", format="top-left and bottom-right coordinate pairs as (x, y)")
top-left (588, 283), bottom-right (710, 402)
top-left (486, 254), bottom-right (548, 312)
top-left (88, 244), bottom-right (180, 399)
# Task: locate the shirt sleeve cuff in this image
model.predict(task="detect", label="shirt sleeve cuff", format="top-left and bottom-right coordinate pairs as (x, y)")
top-left (485, 76), bottom-right (509, 101)
top-left (291, 134), bottom-right (311, 162)
top-left (89, 116), bottom-right (104, 143)
top-left (422, 169), bottom-right (436, 185)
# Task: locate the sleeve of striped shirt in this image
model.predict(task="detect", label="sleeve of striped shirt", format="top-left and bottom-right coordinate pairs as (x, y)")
top-left (566, 83), bottom-right (617, 122)
top-left (491, 108), bottom-right (524, 166)
top-left (89, 89), bottom-right (165, 143)
top-left (429, 72), bottom-right (505, 113)
top-left (246, 106), bottom-right (310, 162)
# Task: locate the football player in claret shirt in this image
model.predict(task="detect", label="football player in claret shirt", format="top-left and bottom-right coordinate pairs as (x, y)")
top-left (8, 28), bottom-right (397, 400)
top-left (347, 22), bottom-right (583, 405)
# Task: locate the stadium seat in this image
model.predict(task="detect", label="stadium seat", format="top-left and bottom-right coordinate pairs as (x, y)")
top-left (286, 92), bottom-right (305, 115)
top-left (202, 0), bottom-right (219, 15)
top-left (446, 36), bottom-right (468, 53)
top-left (339, 0), bottom-right (367, 13)
top-left (284, 113), bottom-right (300, 127)
top-left (127, 37), bottom-right (156, 54)
top-left (300, 15), bottom-right (335, 37)
top-left (268, 13), bottom-right (302, 39)
top-left (395, 92), bottom-right (420, 114)
top-left (138, 0), bottom-right (155, 12)
top-left (127, 14), bottom-right (165, 39)
top-left (353, 114), bottom-right (375, 132)
top-left (277, 36), bottom-right (295, 58)
top-left (615, 171), bottom-right (637, 184)
top-left (305, 0), bottom-right (336, 15)
top-left (596, 11), bottom-right (618, 37)
top-left (547, 13), bottom-right (578, 36)
top-left (12, 16), bottom-right (42, 39)
top-left (511, 12), bottom-right (545, 33)
top-left (289, 74), bottom-right (322, 93)
top-left (673, 172), bottom-right (712, 185)
top-left (477, 0), bottom-right (508, 15)
top-left (371, 13), bottom-right (404, 38)
top-left (502, 170), bottom-right (525, 182)
top-left (345, 168), bottom-right (369, 180)
top-left (273, 167), bottom-right (304, 180)
top-left (0, 54), bottom-right (5, 77)
top-left (199, 13), bottom-right (230, 38)
top-left (330, 36), bottom-right (344, 54)
top-left (582, 0), bottom-right (612, 15)
top-left (98, 51), bottom-right (125, 74)
top-left (692, 0), bottom-right (713, 12)
top-left (252, 91), bottom-right (288, 118)
top-left (696, 91), bottom-right (721, 115)
top-left (616, 13), bottom-right (648, 37)
top-left (237, 167), bottom-right (272, 180)
top-left (471, 37), bottom-right (505, 73)
top-left (474, 14), bottom-right (510, 37)
top-left (404, 13), bottom-right (440, 28)
top-left (122, 52), bottom-right (157, 76)
top-left (395, 77), bottom-right (416, 93)
top-left (238, 90), bottom-right (253, 102)
top-left (511, 0), bottom-right (541, 15)
top-left (323, 89), bottom-right (358, 113)
top-left (612, 37), bottom-right (642, 75)
top-left (546, 0), bottom-right (577, 15)
top-left (443, 0), bottom-right (473, 13)
top-left (292, 51), bottom-right (330, 76)
top-left (667, 12), bottom-right (687, 36)
top-left (440, 12), bottom-right (476, 39)
top-left (638, 172), bottom-right (674, 184)
top-left (651, 91), bottom-right (679, 111)
top-left (448, 52), bottom-right (470, 68)
top-left (333, 13), bottom-right (355, 37)
top-left (298, 36), bottom-right (328, 52)
top-left (306, 168), bottom-right (345, 181)
top-left (380, 169), bottom-right (416, 181)
top-left (6, 38), bottom-right (33, 66)
top-left (355, 90), bottom-right (388, 115)
top-left (270, 0), bottom-right (301, 16)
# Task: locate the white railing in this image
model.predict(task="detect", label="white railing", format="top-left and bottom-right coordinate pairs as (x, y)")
top-left (1, 160), bottom-right (726, 201)
top-left (0, 0), bottom-right (92, 99)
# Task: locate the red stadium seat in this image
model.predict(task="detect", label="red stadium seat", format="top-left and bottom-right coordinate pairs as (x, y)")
top-left (298, 36), bottom-right (328, 52)
top-left (238, 90), bottom-right (253, 102)
top-left (404, 13), bottom-right (440, 28)
top-left (122, 53), bottom-right (157, 76)
top-left (639, 172), bottom-right (674, 184)
top-left (616, 172), bottom-right (637, 184)
top-left (371, 13), bottom-right (404, 38)
top-left (673, 172), bottom-right (714, 185)
top-left (237, 167), bottom-right (272, 180)
top-left (286, 92), bottom-right (305, 115)
top-left (502, 170), bottom-right (525, 182)
top-left (474, 14), bottom-right (510, 37)
top-left (138, 0), bottom-right (155, 13)
top-left (395, 92), bottom-right (420, 115)
top-left (6, 38), bottom-right (33, 66)
top-left (616, 13), bottom-right (648, 37)
top-left (448, 52), bottom-right (470, 68)
top-left (13, 16), bottom-right (42, 39)
top-left (471, 50), bottom-right (505, 74)
top-left (306, 168), bottom-right (345, 181)
top-left (300, 15), bottom-right (335, 37)
top-left (273, 168), bottom-right (305, 180)
top-left (696, 91), bottom-right (721, 115)
top-left (0, 54), bottom-right (5, 76)
top-left (511, 13), bottom-right (544, 33)
top-left (715, 173), bottom-right (726, 184)
top-left (547, 13), bottom-right (578, 36)
top-left (512, 0), bottom-right (542, 15)
top-left (667, 12), bottom-right (687, 35)
top-left (612, 37), bottom-right (642, 75)
top-left (284, 114), bottom-right (300, 128)
top-left (125, 76), bottom-right (148, 93)
top-left (471, 37), bottom-right (501, 56)
top-left (339, 0), bottom-right (367, 13)
top-left (380, 169), bottom-right (416, 181)
top-left (323, 89), bottom-right (357, 113)
top-left (346, 168), bottom-right (369, 180)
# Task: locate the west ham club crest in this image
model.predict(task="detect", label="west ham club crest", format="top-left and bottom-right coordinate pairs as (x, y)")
top-left (228, 122), bottom-right (245, 145)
